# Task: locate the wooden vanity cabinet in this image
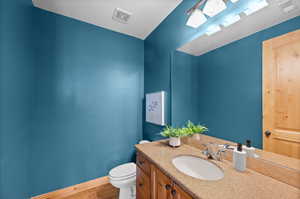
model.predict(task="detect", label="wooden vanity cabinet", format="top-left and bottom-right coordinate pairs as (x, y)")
top-left (172, 183), bottom-right (193, 199)
top-left (151, 165), bottom-right (192, 199)
top-left (137, 166), bottom-right (151, 199)
top-left (136, 153), bottom-right (151, 199)
top-left (151, 164), bottom-right (173, 199)
top-left (136, 153), bottom-right (192, 199)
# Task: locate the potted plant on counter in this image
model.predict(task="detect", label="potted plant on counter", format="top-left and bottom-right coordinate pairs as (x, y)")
top-left (160, 126), bottom-right (183, 147)
top-left (161, 121), bottom-right (208, 147)
top-left (186, 121), bottom-right (208, 140)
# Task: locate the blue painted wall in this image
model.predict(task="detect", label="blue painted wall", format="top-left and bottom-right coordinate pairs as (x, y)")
top-left (30, 7), bottom-right (144, 196)
top-left (1, 1), bottom-right (144, 198)
top-left (0, 0), bottom-right (35, 198)
top-left (172, 51), bottom-right (202, 127)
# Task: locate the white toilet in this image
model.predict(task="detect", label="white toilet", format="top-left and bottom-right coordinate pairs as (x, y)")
top-left (109, 162), bottom-right (137, 199)
top-left (109, 141), bottom-right (149, 199)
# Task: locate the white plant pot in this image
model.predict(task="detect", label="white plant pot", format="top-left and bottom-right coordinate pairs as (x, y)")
top-left (169, 137), bottom-right (181, 147)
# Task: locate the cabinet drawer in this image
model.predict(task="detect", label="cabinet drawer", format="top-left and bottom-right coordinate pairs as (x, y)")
top-left (136, 166), bottom-right (150, 199)
top-left (137, 153), bottom-right (151, 176)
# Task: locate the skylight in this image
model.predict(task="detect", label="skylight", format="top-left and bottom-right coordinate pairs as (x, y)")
top-left (222, 14), bottom-right (241, 27)
top-left (185, 0), bottom-right (270, 37)
top-left (186, 9), bottom-right (207, 28)
top-left (206, 25), bottom-right (221, 35)
top-left (203, 0), bottom-right (227, 17)
top-left (244, 0), bottom-right (269, 15)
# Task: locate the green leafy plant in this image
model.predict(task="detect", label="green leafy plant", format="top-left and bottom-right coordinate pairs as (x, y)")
top-left (160, 126), bottom-right (184, 138)
top-left (186, 120), bottom-right (208, 135)
top-left (160, 121), bottom-right (208, 138)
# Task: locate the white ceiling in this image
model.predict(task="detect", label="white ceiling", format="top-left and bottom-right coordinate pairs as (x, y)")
top-left (178, 0), bottom-right (300, 56)
top-left (32, 0), bottom-right (182, 40)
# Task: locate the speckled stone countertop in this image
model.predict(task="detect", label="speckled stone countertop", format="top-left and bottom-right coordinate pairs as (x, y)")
top-left (136, 140), bottom-right (300, 199)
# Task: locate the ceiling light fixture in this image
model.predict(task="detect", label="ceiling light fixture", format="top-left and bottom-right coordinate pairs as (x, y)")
top-left (231, 0), bottom-right (240, 3)
top-left (186, 0), bottom-right (208, 16)
top-left (186, 9), bottom-right (208, 28)
top-left (203, 0), bottom-right (227, 17)
top-left (222, 14), bottom-right (241, 27)
top-left (206, 25), bottom-right (221, 35)
top-left (244, 0), bottom-right (269, 15)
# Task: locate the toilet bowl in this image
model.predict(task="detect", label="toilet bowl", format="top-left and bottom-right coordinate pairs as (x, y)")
top-left (109, 140), bottom-right (150, 199)
top-left (109, 162), bottom-right (136, 199)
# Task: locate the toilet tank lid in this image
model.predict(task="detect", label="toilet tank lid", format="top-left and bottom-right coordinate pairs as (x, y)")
top-left (109, 162), bottom-right (136, 178)
top-left (139, 140), bottom-right (150, 144)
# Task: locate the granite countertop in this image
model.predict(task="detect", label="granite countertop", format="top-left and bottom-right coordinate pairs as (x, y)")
top-left (136, 140), bottom-right (300, 199)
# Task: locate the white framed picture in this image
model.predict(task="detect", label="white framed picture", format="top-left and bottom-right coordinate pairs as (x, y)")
top-left (146, 91), bottom-right (166, 126)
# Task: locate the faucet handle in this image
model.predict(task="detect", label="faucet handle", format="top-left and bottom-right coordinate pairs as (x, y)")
top-left (216, 144), bottom-right (230, 161)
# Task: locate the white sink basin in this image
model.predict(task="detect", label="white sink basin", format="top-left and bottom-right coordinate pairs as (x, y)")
top-left (172, 155), bottom-right (224, 181)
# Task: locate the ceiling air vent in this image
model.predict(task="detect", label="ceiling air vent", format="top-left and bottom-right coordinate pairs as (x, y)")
top-left (112, 8), bottom-right (132, 24)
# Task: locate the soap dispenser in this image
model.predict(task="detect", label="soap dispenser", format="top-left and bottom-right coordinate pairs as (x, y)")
top-left (243, 140), bottom-right (256, 158)
top-left (233, 143), bottom-right (247, 172)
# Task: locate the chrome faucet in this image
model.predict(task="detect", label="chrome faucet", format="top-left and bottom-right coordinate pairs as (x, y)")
top-left (202, 143), bottom-right (231, 161)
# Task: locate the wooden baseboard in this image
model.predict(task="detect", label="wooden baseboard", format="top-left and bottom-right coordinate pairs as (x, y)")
top-left (31, 176), bottom-right (118, 199)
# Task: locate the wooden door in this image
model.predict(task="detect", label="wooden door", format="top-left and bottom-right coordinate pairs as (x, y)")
top-left (263, 29), bottom-right (300, 159)
top-left (151, 165), bottom-right (172, 199)
top-left (172, 183), bottom-right (192, 199)
top-left (137, 166), bottom-right (151, 199)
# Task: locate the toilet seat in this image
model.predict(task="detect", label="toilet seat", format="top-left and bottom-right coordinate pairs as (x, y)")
top-left (109, 162), bottom-right (136, 181)
top-left (108, 142), bottom-right (149, 199)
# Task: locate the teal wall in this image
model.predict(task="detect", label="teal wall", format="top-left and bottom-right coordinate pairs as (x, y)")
top-left (172, 51), bottom-right (201, 127)
top-left (0, 0), bottom-right (35, 198)
top-left (144, 0), bottom-right (300, 148)
top-left (30, 8), bottom-right (144, 196)
top-left (1, 1), bottom-right (144, 198)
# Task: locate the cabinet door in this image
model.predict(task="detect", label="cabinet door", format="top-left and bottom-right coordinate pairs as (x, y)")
top-left (151, 166), bottom-right (172, 199)
top-left (137, 166), bottom-right (150, 199)
top-left (171, 183), bottom-right (193, 199)
top-left (137, 152), bottom-right (151, 176)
